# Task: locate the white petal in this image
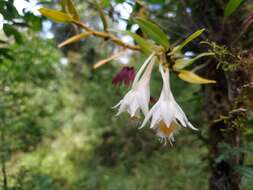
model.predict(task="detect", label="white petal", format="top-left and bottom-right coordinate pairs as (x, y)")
top-left (139, 56), bottom-right (156, 84)
top-left (174, 109), bottom-right (187, 127)
top-left (116, 103), bottom-right (128, 116)
top-left (160, 101), bottom-right (173, 127)
top-left (150, 106), bottom-right (161, 128)
top-left (129, 99), bottom-right (139, 117)
top-left (112, 101), bottom-right (121, 109)
top-left (137, 88), bottom-right (150, 116)
top-left (188, 122), bottom-right (198, 130)
top-left (139, 106), bottom-right (155, 129)
top-left (132, 52), bottom-right (155, 87)
top-left (172, 101), bottom-right (188, 127)
top-left (159, 64), bottom-right (173, 100)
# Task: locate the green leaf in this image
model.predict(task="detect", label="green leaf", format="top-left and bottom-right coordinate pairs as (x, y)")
top-left (24, 12), bottom-right (42, 31)
top-left (102, 0), bottom-right (110, 7)
top-left (224, 0), bottom-right (243, 18)
top-left (171, 29), bottom-right (205, 54)
top-left (61, 0), bottom-right (80, 20)
top-left (0, 48), bottom-right (14, 61)
top-left (115, 0), bottom-right (125, 3)
top-left (178, 70), bottom-right (216, 84)
top-left (38, 8), bottom-right (74, 23)
top-left (147, 0), bottom-right (165, 3)
top-left (95, 2), bottom-right (108, 31)
top-left (0, 0), bottom-right (19, 21)
top-left (173, 52), bottom-right (214, 71)
top-left (125, 31), bottom-right (156, 54)
top-left (3, 24), bottom-right (23, 43)
top-left (135, 17), bottom-right (170, 48)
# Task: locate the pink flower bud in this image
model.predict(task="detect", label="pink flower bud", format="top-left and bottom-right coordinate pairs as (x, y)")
top-left (112, 67), bottom-right (135, 86)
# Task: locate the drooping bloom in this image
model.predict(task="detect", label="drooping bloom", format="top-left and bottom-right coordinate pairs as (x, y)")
top-left (140, 64), bottom-right (197, 144)
top-left (113, 53), bottom-right (156, 117)
top-left (112, 66), bottom-right (135, 86)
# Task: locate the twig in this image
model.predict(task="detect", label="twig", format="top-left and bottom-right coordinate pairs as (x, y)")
top-left (72, 20), bottom-right (92, 32)
top-left (93, 49), bottom-right (127, 69)
top-left (72, 21), bottom-right (141, 51)
top-left (58, 32), bottom-right (92, 48)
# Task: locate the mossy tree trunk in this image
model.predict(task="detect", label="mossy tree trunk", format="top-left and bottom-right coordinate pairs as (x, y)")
top-left (188, 0), bottom-right (252, 189)
top-left (204, 67), bottom-right (245, 190)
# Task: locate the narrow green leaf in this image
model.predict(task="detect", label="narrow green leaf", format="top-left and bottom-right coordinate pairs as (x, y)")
top-left (115, 0), bottom-right (125, 3)
top-left (125, 31), bottom-right (156, 54)
top-left (171, 29), bottom-right (205, 54)
top-left (224, 0), bottom-right (243, 18)
top-left (38, 8), bottom-right (73, 23)
top-left (148, 0), bottom-right (165, 3)
top-left (102, 0), bottom-right (110, 7)
top-left (95, 2), bottom-right (108, 32)
top-left (173, 58), bottom-right (191, 71)
top-left (63, 0), bottom-right (80, 20)
top-left (135, 17), bottom-right (169, 48)
top-left (178, 70), bottom-right (216, 84)
top-left (173, 52), bottom-right (214, 71)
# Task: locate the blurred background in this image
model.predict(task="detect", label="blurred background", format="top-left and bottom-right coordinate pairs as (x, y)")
top-left (0, 0), bottom-right (253, 190)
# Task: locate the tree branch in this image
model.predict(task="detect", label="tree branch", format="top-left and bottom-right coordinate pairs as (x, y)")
top-left (72, 20), bottom-right (141, 51)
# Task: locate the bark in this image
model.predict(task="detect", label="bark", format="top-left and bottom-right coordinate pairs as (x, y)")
top-left (203, 65), bottom-right (242, 190)
top-left (187, 1), bottom-right (252, 189)
top-left (209, 123), bottom-right (242, 190)
top-left (0, 126), bottom-right (8, 190)
top-left (1, 161), bottom-right (8, 190)
top-left (205, 51), bottom-right (252, 190)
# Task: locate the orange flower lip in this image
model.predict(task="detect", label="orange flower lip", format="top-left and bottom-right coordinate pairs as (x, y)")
top-left (159, 121), bottom-right (176, 135)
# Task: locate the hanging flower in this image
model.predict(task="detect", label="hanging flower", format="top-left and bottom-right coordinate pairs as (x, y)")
top-left (112, 66), bottom-right (136, 86)
top-left (140, 64), bottom-right (197, 143)
top-left (113, 53), bottom-right (156, 117)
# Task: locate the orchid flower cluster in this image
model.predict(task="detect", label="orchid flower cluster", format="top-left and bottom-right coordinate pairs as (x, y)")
top-left (37, 4), bottom-right (216, 144)
top-left (114, 28), bottom-right (216, 145)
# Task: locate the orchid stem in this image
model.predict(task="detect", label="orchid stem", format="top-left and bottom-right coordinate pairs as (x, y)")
top-left (72, 20), bottom-right (141, 51)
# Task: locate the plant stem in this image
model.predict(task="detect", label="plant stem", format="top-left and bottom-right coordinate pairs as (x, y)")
top-left (72, 20), bottom-right (141, 51)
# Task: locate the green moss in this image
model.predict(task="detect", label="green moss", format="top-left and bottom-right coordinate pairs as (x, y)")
top-left (201, 41), bottom-right (240, 71)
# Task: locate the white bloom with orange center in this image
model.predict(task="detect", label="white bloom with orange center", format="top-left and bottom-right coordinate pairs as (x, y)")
top-left (114, 53), bottom-right (156, 117)
top-left (140, 64), bottom-right (197, 143)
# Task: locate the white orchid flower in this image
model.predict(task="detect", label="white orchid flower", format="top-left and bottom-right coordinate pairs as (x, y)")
top-left (113, 52), bottom-right (156, 117)
top-left (140, 64), bottom-right (198, 143)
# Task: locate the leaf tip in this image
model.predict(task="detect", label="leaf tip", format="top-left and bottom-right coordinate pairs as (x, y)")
top-left (38, 8), bottom-right (45, 14)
